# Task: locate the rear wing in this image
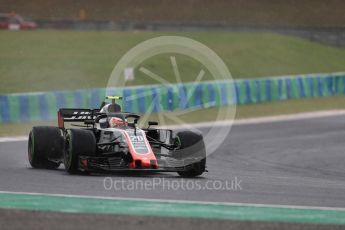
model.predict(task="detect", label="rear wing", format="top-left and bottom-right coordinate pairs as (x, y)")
top-left (58, 108), bottom-right (99, 128)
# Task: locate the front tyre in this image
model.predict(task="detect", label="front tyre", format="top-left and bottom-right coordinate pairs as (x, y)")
top-left (174, 130), bottom-right (206, 177)
top-left (28, 126), bottom-right (63, 169)
top-left (64, 129), bottom-right (96, 174)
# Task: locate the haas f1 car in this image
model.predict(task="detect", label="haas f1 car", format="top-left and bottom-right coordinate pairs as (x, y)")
top-left (28, 96), bottom-right (206, 177)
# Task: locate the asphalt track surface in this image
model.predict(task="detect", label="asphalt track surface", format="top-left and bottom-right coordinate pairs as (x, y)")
top-left (1, 115), bottom-right (345, 229)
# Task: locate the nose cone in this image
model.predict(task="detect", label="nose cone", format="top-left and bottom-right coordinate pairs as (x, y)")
top-left (141, 157), bottom-right (152, 167)
top-left (134, 158), bottom-right (157, 169)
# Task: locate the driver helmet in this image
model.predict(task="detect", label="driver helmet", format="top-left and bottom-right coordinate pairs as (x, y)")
top-left (100, 103), bottom-right (121, 113)
top-left (100, 104), bottom-right (110, 113)
top-left (109, 117), bottom-right (127, 128)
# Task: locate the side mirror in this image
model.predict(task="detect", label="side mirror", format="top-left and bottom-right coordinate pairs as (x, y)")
top-left (148, 121), bottom-right (158, 126)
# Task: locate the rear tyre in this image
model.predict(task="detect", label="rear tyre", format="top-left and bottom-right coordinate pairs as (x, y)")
top-left (28, 126), bottom-right (63, 169)
top-left (174, 130), bottom-right (206, 177)
top-left (64, 129), bottom-right (96, 174)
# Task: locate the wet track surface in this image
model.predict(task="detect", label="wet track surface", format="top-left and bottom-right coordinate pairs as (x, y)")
top-left (1, 115), bottom-right (345, 208)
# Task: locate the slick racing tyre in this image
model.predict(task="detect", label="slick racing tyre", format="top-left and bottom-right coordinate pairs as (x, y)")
top-left (64, 129), bottom-right (96, 174)
top-left (28, 126), bottom-right (63, 169)
top-left (174, 130), bottom-right (206, 177)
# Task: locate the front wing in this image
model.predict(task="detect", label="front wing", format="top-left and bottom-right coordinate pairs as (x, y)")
top-left (78, 155), bottom-right (200, 173)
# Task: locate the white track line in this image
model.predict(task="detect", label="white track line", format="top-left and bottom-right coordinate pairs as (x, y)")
top-left (0, 136), bottom-right (27, 143)
top-left (161, 109), bottom-right (345, 129)
top-left (1, 190), bottom-right (345, 211)
top-left (235, 109), bottom-right (345, 125)
top-left (1, 109), bottom-right (345, 143)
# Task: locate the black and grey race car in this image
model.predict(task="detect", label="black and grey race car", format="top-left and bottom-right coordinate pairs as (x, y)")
top-left (28, 96), bottom-right (206, 177)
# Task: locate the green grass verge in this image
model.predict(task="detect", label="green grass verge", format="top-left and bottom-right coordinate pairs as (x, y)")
top-left (1, 30), bottom-right (345, 94)
top-left (1, 96), bottom-right (345, 137)
top-left (1, 192), bottom-right (345, 225)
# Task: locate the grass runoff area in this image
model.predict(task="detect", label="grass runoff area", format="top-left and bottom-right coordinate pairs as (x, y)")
top-left (1, 30), bottom-right (345, 136)
top-left (1, 30), bottom-right (345, 93)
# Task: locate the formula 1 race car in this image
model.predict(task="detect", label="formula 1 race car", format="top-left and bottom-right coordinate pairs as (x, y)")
top-left (28, 96), bottom-right (206, 177)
